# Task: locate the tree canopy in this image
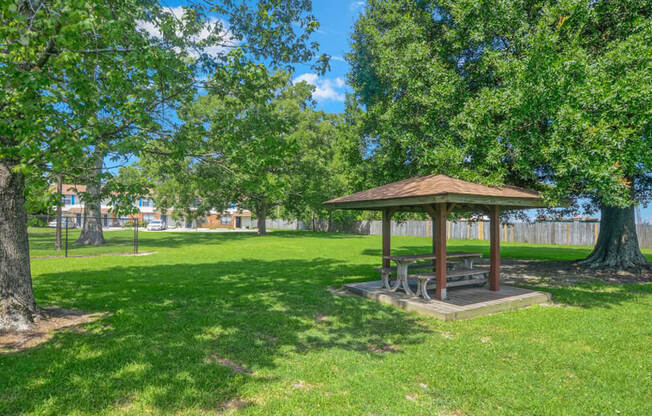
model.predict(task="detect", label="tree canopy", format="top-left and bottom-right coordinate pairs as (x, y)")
top-left (142, 52), bottom-right (349, 234)
top-left (347, 0), bottom-right (651, 268)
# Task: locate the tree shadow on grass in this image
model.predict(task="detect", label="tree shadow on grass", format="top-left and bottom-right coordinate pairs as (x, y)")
top-left (1, 258), bottom-right (430, 415)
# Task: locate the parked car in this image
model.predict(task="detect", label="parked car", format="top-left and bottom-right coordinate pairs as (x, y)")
top-left (47, 220), bottom-right (77, 228)
top-left (146, 219), bottom-right (166, 231)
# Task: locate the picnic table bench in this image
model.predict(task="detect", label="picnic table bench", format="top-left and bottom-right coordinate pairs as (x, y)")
top-left (378, 252), bottom-right (484, 299)
top-left (410, 268), bottom-right (488, 300)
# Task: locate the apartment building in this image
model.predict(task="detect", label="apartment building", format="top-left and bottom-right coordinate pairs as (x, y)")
top-left (58, 185), bottom-right (252, 229)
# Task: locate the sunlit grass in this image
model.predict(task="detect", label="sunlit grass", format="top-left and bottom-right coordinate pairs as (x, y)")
top-left (28, 227), bottom-right (140, 257)
top-left (28, 227), bottom-right (652, 261)
top-left (2, 230), bottom-right (650, 415)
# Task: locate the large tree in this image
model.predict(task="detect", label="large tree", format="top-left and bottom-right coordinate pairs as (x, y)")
top-left (281, 111), bottom-right (356, 231)
top-left (144, 55), bottom-right (318, 235)
top-left (348, 0), bottom-right (650, 269)
top-left (0, 0), bottom-right (324, 331)
top-left (453, 1), bottom-right (651, 269)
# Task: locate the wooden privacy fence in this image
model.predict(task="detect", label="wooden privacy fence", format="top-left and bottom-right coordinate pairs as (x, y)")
top-left (266, 219), bottom-right (652, 249)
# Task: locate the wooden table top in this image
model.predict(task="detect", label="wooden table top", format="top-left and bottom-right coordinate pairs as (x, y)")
top-left (383, 252), bottom-right (482, 262)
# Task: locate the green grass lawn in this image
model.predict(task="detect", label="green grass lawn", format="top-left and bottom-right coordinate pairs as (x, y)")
top-left (28, 227), bottom-right (141, 257)
top-left (2, 231), bottom-right (651, 415)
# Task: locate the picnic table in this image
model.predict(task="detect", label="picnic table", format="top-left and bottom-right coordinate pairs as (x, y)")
top-left (379, 252), bottom-right (484, 299)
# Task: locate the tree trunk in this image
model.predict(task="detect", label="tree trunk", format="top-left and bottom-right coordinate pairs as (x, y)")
top-left (75, 152), bottom-right (105, 245)
top-left (256, 202), bottom-right (267, 235)
top-left (55, 173), bottom-right (62, 251)
top-left (0, 159), bottom-right (39, 331)
top-left (578, 205), bottom-right (649, 270)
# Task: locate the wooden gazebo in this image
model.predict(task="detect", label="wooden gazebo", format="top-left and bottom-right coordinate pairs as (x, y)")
top-left (324, 174), bottom-right (546, 300)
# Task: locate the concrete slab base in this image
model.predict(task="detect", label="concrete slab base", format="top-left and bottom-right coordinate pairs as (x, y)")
top-left (344, 280), bottom-right (551, 321)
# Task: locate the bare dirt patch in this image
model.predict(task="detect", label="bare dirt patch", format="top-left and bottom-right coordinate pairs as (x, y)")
top-left (0, 308), bottom-right (108, 353)
top-left (292, 380), bottom-right (307, 389)
top-left (498, 259), bottom-right (651, 286)
top-left (315, 314), bottom-right (329, 323)
top-left (291, 380), bottom-right (318, 390)
top-left (205, 354), bottom-right (253, 375)
top-left (368, 343), bottom-right (399, 354)
top-left (255, 332), bottom-right (278, 343)
top-left (327, 287), bottom-right (353, 297)
top-left (217, 398), bottom-right (252, 413)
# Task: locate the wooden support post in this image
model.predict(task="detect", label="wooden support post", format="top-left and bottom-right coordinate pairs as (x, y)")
top-left (432, 217), bottom-right (437, 273)
top-left (489, 205), bottom-right (501, 291)
top-left (424, 205), bottom-right (438, 274)
top-left (434, 203), bottom-right (447, 300)
top-left (382, 208), bottom-right (392, 268)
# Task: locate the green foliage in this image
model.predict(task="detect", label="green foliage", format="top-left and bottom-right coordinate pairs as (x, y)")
top-left (2, 2), bottom-right (179, 171)
top-left (102, 166), bottom-right (151, 217)
top-left (113, 166), bottom-right (148, 189)
top-left (455, 0), bottom-right (651, 209)
top-left (278, 111), bottom-right (351, 223)
top-left (23, 171), bottom-right (58, 215)
top-left (348, 0), bottom-right (486, 182)
top-left (1, 0), bottom-right (325, 202)
top-left (348, 0), bottom-right (651, 210)
top-left (144, 52), bottom-right (350, 225)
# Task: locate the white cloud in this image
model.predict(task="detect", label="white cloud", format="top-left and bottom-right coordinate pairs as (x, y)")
top-left (294, 73), bottom-right (347, 102)
top-left (137, 6), bottom-right (234, 58)
top-left (350, 1), bottom-right (366, 11)
top-left (331, 55), bottom-right (346, 62)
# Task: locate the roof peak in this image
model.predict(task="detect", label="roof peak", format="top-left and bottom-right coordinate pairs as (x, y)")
top-left (324, 173), bottom-right (544, 210)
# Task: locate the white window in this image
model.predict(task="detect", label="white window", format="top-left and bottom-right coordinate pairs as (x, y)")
top-left (62, 195), bottom-right (74, 206)
top-left (143, 214), bottom-right (155, 222)
top-left (141, 198), bottom-right (154, 208)
top-left (221, 215), bottom-right (232, 225)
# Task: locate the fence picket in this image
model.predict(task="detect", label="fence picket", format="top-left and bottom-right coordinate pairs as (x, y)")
top-left (266, 219), bottom-right (652, 249)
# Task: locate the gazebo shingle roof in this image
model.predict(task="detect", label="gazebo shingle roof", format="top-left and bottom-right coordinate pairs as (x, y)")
top-left (324, 174), bottom-right (545, 210)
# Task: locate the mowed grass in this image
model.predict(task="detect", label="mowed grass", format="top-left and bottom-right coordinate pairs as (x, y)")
top-left (1, 231), bottom-right (651, 415)
top-left (28, 227), bottom-right (142, 257)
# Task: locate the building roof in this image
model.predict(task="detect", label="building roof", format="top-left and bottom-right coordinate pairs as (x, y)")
top-left (57, 184), bottom-right (252, 216)
top-left (61, 184), bottom-right (87, 193)
top-left (324, 174), bottom-right (546, 211)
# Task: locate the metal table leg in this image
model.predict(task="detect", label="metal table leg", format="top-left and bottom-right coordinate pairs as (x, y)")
top-left (395, 261), bottom-right (414, 296)
top-left (415, 277), bottom-right (432, 300)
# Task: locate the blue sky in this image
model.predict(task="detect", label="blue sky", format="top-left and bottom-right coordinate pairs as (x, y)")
top-left (290, 0), bottom-right (363, 113)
